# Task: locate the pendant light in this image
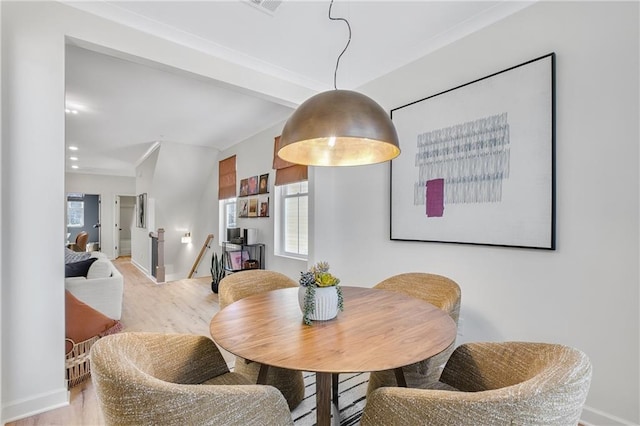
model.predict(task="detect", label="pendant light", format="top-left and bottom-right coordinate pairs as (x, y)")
top-left (278, 1), bottom-right (400, 167)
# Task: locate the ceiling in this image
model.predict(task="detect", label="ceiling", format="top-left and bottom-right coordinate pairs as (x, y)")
top-left (63, 0), bottom-right (534, 176)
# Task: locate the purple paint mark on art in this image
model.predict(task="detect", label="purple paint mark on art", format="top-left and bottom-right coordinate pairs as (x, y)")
top-left (426, 178), bottom-right (444, 217)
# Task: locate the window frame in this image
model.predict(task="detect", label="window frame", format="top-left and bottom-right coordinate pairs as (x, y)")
top-left (67, 200), bottom-right (85, 228)
top-left (218, 197), bottom-right (237, 246)
top-left (275, 181), bottom-right (308, 260)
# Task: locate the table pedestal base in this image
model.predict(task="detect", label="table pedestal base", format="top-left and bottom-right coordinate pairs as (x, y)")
top-left (316, 372), bottom-right (332, 426)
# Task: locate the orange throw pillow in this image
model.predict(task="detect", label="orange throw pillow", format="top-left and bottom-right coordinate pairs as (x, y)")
top-left (65, 290), bottom-right (123, 353)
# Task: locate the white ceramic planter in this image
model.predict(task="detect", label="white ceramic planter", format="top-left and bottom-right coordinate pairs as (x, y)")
top-left (298, 286), bottom-right (339, 321)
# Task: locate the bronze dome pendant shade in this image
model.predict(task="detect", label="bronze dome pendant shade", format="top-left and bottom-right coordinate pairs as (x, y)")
top-left (278, 1), bottom-right (400, 167)
top-left (279, 89), bottom-right (400, 166)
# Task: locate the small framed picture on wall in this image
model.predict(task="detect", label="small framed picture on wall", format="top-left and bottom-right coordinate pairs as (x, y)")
top-left (239, 179), bottom-right (249, 197)
top-left (238, 199), bottom-right (249, 217)
top-left (248, 176), bottom-right (259, 195)
top-left (259, 174), bottom-right (269, 194)
top-left (259, 196), bottom-right (269, 217)
top-left (248, 198), bottom-right (258, 217)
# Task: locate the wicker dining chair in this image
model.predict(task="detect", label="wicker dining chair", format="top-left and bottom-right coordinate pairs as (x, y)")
top-left (361, 341), bottom-right (592, 426)
top-left (367, 272), bottom-right (461, 395)
top-left (218, 270), bottom-right (305, 410)
top-left (90, 332), bottom-right (293, 426)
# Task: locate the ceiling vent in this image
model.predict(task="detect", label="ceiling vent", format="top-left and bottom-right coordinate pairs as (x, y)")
top-left (245, 0), bottom-right (283, 15)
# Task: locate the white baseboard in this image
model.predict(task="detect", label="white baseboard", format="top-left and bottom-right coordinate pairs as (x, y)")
top-left (129, 258), bottom-right (147, 275)
top-left (129, 259), bottom-right (166, 285)
top-left (1, 387), bottom-right (68, 424)
top-left (581, 405), bottom-right (639, 426)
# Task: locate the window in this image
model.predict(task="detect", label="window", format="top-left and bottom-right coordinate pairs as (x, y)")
top-left (275, 181), bottom-right (308, 259)
top-left (219, 197), bottom-right (237, 245)
top-left (67, 200), bottom-right (84, 227)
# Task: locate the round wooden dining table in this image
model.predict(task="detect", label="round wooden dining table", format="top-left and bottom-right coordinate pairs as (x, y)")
top-left (210, 286), bottom-right (456, 426)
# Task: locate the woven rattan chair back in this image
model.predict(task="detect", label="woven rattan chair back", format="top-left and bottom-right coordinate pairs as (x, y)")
top-left (362, 341), bottom-right (592, 426)
top-left (217, 270), bottom-right (304, 409)
top-left (90, 332), bottom-right (293, 426)
top-left (367, 272), bottom-right (461, 394)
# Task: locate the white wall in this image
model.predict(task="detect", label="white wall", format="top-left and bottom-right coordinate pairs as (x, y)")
top-left (127, 141), bottom-right (221, 281)
top-left (0, 1), bottom-right (4, 417)
top-left (189, 153), bottom-right (220, 279)
top-left (312, 2), bottom-right (638, 424)
top-left (148, 142), bottom-right (219, 281)
top-left (2, 3), bottom-right (69, 421)
top-left (190, 147), bottom-right (226, 280)
top-left (65, 173), bottom-right (136, 259)
top-left (218, 120), bottom-right (307, 280)
top-left (131, 147), bottom-right (158, 275)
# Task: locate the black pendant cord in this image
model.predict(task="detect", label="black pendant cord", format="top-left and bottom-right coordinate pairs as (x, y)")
top-left (328, 0), bottom-right (352, 90)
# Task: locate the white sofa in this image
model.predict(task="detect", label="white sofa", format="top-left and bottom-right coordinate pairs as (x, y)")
top-left (65, 252), bottom-right (124, 320)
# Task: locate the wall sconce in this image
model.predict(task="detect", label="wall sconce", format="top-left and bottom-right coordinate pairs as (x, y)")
top-left (181, 232), bottom-right (192, 244)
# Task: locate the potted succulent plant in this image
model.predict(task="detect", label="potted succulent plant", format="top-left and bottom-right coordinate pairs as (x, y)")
top-left (210, 252), bottom-right (225, 293)
top-left (298, 261), bottom-right (344, 325)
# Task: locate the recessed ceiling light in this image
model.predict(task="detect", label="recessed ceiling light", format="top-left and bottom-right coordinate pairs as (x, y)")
top-left (71, 165), bottom-right (79, 169)
top-left (68, 146), bottom-right (78, 151)
top-left (69, 156), bottom-right (78, 161)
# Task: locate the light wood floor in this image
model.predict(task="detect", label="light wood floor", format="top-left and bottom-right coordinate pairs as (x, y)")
top-left (9, 257), bottom-right (226, 426)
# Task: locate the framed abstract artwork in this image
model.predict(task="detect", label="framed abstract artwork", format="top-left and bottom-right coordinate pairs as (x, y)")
top-left (390, 53), bottom-right (556, 249)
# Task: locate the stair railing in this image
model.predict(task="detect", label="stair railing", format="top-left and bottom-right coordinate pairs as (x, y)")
top-left (188, 234), bottom-right (214, 278)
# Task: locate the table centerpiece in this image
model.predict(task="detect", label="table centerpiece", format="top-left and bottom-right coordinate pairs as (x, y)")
top-left (298, 261), bottom-right (344, 325)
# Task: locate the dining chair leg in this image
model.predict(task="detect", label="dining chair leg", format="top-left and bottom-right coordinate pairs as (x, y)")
top-left (257, 364), bottom-right (269, 385)
top-left (332, 373), bottom-right (339, 407)
top-left (394, 367), bottom-right (407, 387)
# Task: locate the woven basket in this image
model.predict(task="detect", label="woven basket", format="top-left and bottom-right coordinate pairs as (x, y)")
top-left (242, 259), bottom-right (260, 269)
top-left (65, 336), bottom-right (99, 389)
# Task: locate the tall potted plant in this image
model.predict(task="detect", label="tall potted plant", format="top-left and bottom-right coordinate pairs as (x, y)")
top-left (210, 252), bottom-right (226, 293)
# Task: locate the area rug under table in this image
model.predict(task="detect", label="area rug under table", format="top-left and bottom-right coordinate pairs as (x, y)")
top-left (291, 372), bottom-right (369, 426)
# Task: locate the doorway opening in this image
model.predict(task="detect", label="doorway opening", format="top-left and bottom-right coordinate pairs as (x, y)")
top-left (115, 195), bottom-right (136, 258)
top-left (66, 193), bottom-right (101, 251)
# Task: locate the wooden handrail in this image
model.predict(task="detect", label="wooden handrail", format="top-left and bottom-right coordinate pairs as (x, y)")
top-left (188, 234), bottom-right (214, 278)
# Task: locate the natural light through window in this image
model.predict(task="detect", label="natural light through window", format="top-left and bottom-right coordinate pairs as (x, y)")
top-left (276, 181), bottom-right (308, 259)
top-left (219, 198), bottom-right (237, 245)
top-left (67, 200), bottom-right (84, 228)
